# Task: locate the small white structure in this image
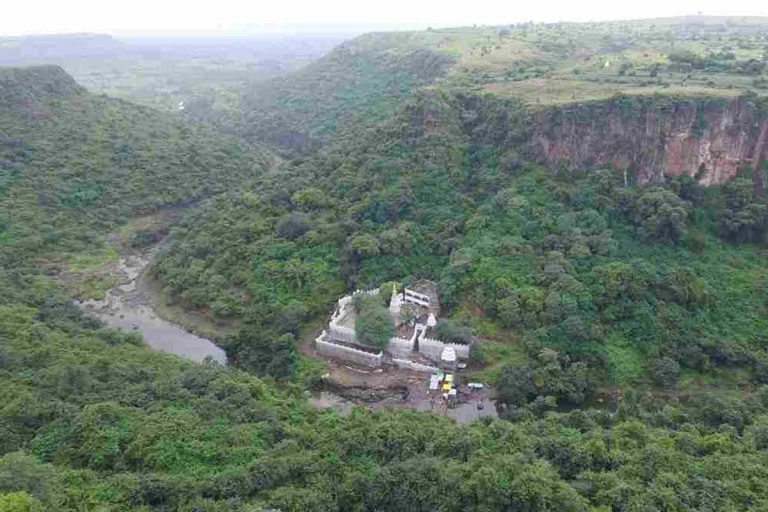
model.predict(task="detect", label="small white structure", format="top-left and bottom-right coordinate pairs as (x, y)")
top-left (390, 287), bottom-right (425, 313)
top-left (389, 283), bottom-right (403, 317)
top-left (441, 347), bottom-right (457, 367)
top-left (427, 313), bottom-right (437, 327)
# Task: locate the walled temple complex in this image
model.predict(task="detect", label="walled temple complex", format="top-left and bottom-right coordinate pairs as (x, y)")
top-left (314, 281), bottom-right (471, 372)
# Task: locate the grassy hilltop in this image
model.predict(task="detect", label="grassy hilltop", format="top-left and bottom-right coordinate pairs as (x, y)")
top-left (429, 17), bottom-right (768, 104)
top-left (240, 17), bottom-right (768, 152)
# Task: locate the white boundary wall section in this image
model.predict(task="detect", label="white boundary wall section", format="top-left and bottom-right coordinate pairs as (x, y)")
top-left (386, 323), bottom-right (421, 357)
top-left (334, 288), bottom-right (379, 313)
top-left (392, 358), bottom-right (439, 373)
top-left (328, 317), bottom-right (356, 343)
top-left (316, 331), bottom-right (383, 367)
top-left (351, 288), bottom-right (380, 300)
top-left (418, 335), bottom-right (470, 361)
top-left (319, 287), bottom-right (474, 370)
top-left (327, 288), bottom-right (380, 344)
top-left (386, 337), bottom-right (413, 358)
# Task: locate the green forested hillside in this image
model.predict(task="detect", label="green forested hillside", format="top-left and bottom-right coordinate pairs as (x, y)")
top-left (0, 65), bottom-right (271, 266)
top-left (241, 18), bottom-right (768, 143)
top-left (157, 88), bottom-right (768, 398)
top-left (238, 18), bottom-right (768, 158)
top-left (0, 33), bottom-right (346, 121)
top-left (239, 34), bottom-right (452, 152)
top-left (6, 270), bottom-right (768, 511)
top-left (6, 21), bottom-right (768, 511)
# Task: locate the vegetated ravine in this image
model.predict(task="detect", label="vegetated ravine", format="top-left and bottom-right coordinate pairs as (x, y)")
top-left (11, 22), bottom-right (768, 510)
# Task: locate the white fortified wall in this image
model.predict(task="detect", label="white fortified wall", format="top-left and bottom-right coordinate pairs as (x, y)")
top-left (315, 331), bottom-right (383, 367)
top-left (327, 287), bottom-right (380, 344)
top-left (386, 337), bottom-right (414, 358)
top-left (392, 358), bottom-right (439, 373)
top-left (418, 335), bottom-right (470, 361)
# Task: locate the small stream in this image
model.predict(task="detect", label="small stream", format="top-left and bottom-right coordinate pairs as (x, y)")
top-left (77, 252), bottom-right (227, 364)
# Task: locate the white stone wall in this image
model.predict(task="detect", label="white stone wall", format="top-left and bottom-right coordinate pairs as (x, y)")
top-left (350, 288), bottom-right (380, 299)
top-left (320, 286), bottom-right (476, 370)
top-left (333, 288), bottom-right (380, 317)
top-left (328, 320), bottom-right (356, 344)
top-left (386, 337), bottom-right (414, 358)
top-left (316, 331), bottom-right (383, 367)
top-left (392, 358), bottom-right (439, 374)
top-left (386, 322), bottom-right (422, 358)
top-left (418, 335), bottom-right (470, 361)
top-left (327, 288), bottom-right (381, 344)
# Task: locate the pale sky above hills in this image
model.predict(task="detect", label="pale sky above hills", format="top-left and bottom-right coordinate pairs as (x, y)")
top-left (2, 0), bottom-right (768, 36)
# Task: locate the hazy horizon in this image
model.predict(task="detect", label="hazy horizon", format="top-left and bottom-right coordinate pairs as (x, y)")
top-left (3, 0), bottom-right (768, 38)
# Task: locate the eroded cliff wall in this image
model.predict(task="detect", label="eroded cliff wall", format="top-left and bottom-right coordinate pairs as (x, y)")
top-left (531, 95), bottom-right (768, 186)
top-left (379, 91), bottom-right (768, 189)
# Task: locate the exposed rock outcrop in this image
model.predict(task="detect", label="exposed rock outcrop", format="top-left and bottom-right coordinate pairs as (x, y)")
top-left (532, 95), bottom-right (768, 187)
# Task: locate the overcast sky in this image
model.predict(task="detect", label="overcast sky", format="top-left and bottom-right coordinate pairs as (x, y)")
top-left (2, 0), bottom-right (768, 36)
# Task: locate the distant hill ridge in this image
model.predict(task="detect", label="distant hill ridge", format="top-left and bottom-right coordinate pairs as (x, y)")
top-left (630, 15), bottom-right (768, 25)
top-left (0, 33), bottom-right (123, 64)
top-left (238, 18), bottom-right (768, 177)
top-left (0, 65), bottom-right (85, 106)
top-left (0, 65), bottom-right (272, 263)
top-left (240, 34), bottom-right (452, 153)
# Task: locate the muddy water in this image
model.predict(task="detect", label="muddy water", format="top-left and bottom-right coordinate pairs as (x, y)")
top-left (78, 253), bottom-right (227, 364)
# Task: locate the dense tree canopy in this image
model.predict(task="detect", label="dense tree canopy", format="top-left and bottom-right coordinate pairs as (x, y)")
top-left (354, 296), bottom-right (395, 350)
top-left (4, 271), bottom-right (768, 511)
top-left (6, 21), bottom-right (768, 510)
top-left (0, 66), bottom-right (271, 268)
top-left (155, 89), bottom-right (768, 399)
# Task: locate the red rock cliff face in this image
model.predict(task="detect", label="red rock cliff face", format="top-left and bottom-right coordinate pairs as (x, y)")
top-left (532, 96), bottom-right (768, 186)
